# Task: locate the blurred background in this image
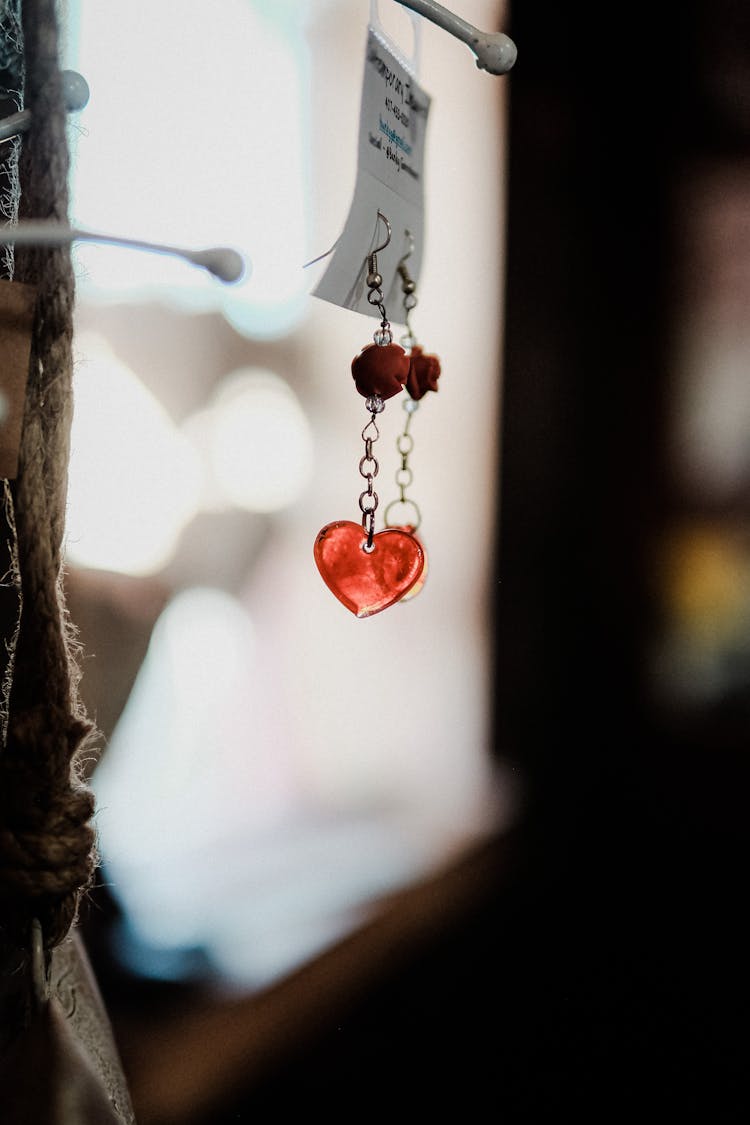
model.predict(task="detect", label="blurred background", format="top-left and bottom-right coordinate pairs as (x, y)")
top-left (60, 0), bottom-right (510, 995)
top-left (42, 0), bottom-right (750, 1119)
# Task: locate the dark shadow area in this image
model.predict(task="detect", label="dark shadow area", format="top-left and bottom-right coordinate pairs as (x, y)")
top-left (490, 0), bottom-right (749, 1116)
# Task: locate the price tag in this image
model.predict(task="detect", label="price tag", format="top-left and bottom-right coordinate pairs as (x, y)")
top-left (313, 20), bottom-right (432, 323)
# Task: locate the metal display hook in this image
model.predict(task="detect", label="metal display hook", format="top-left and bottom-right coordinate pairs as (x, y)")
top-left (2, 222), bottom-right (248, 284)
top-left (394, 0), bottom-right (517, 75)
top-left (1, 69), bottom-right (248, 283)
top-left (0, 69), bottom-right (91, 142)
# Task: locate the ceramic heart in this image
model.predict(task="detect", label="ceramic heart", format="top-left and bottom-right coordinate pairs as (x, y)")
top-left (314, 520), bottom-right (425, 618)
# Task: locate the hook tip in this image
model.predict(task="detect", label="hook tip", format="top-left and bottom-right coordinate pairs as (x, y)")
top-left (373, 210), bottom-right (392, 255)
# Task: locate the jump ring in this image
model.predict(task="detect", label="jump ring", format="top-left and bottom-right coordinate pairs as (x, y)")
top-left (384, 497), bottom-right (422, 532)
top-left (359, 490), bottom-right (379, 514)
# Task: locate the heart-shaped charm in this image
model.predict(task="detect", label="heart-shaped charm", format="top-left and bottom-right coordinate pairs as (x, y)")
top-left (314, 520), bottom-right (425, 617)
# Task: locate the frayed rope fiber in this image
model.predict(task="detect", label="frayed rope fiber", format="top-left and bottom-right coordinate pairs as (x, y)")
top-left (0, 0), bottom-right (99, 954)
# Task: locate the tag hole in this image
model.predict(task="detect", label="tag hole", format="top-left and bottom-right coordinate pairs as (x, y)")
top-left (370, 1), bottom-right (418, 65)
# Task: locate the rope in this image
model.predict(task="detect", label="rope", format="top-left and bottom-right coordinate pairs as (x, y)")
top-left (0, 0), bottom-right (98, 955)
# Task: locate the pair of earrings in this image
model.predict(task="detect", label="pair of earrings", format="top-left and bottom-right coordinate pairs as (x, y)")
top-left (314, 213), bottom-right (441, 618)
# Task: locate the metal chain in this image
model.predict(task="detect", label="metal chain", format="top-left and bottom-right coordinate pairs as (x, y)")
top-left (384, 397), bottom-right (422, 531)
top-left (358, 396), bottom-right (384, 550)
top-left (383, 235), bottom-right (422, 530)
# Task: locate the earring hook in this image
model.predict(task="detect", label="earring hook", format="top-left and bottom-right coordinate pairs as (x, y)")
top-left (399, 229), bottom-right (415, 266)
top-left (373, 210), bottom-right (392, 257)
top-left (397, 229), bottom-right (416, 290)
top-left (367, 210), bottom-right (392, 293)
top-left (397, 230), bottom-right (418, 347)
top-left (365, 211), bottom-right (394, 345)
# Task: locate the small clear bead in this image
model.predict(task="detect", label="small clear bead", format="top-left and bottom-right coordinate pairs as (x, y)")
top-left (403, 398), bottom-right (420, 415)
top-left (365, 395), bottom-right (385, 414)
top-left (373, 327), bottom-right (393, 346)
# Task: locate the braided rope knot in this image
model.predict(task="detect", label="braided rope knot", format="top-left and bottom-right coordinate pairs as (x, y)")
top-left (0, 788), bottom-right (96, 898)
top-left (1, 708), bottom-right (98, 947)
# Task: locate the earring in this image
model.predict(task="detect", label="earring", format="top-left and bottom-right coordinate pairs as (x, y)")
top-left (383, 231), bottom-right (441, 602)
top-left (314, 212), bottom-right (426, 618)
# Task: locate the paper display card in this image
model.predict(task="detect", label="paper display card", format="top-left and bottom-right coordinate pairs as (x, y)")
top-left (313, 24), bottom-right (432, 323)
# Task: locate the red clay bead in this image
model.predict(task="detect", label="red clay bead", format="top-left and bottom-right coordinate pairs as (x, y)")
top-left (351, 343), bottom-right (409, 400)
top-left (406, 345), bottom-right (441, 400)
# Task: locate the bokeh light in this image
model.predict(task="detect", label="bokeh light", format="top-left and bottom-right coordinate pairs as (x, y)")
top-left (66, 333), bottom-right (203, 575)
top-left (183, 367), bottom-right (314, 514)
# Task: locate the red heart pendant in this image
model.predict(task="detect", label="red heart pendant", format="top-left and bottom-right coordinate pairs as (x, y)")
top-left (314, 520), bottom-right (425, 618)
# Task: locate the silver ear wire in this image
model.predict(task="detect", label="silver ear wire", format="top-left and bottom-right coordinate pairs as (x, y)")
top-left (397, 230), bottom-right (418, 345)
top-left (364, 211), bottom-right (394, 344)
top-left (366, 210), bottom-right (392, 288)
top-left (397, 229), bottom-right (416, 292)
